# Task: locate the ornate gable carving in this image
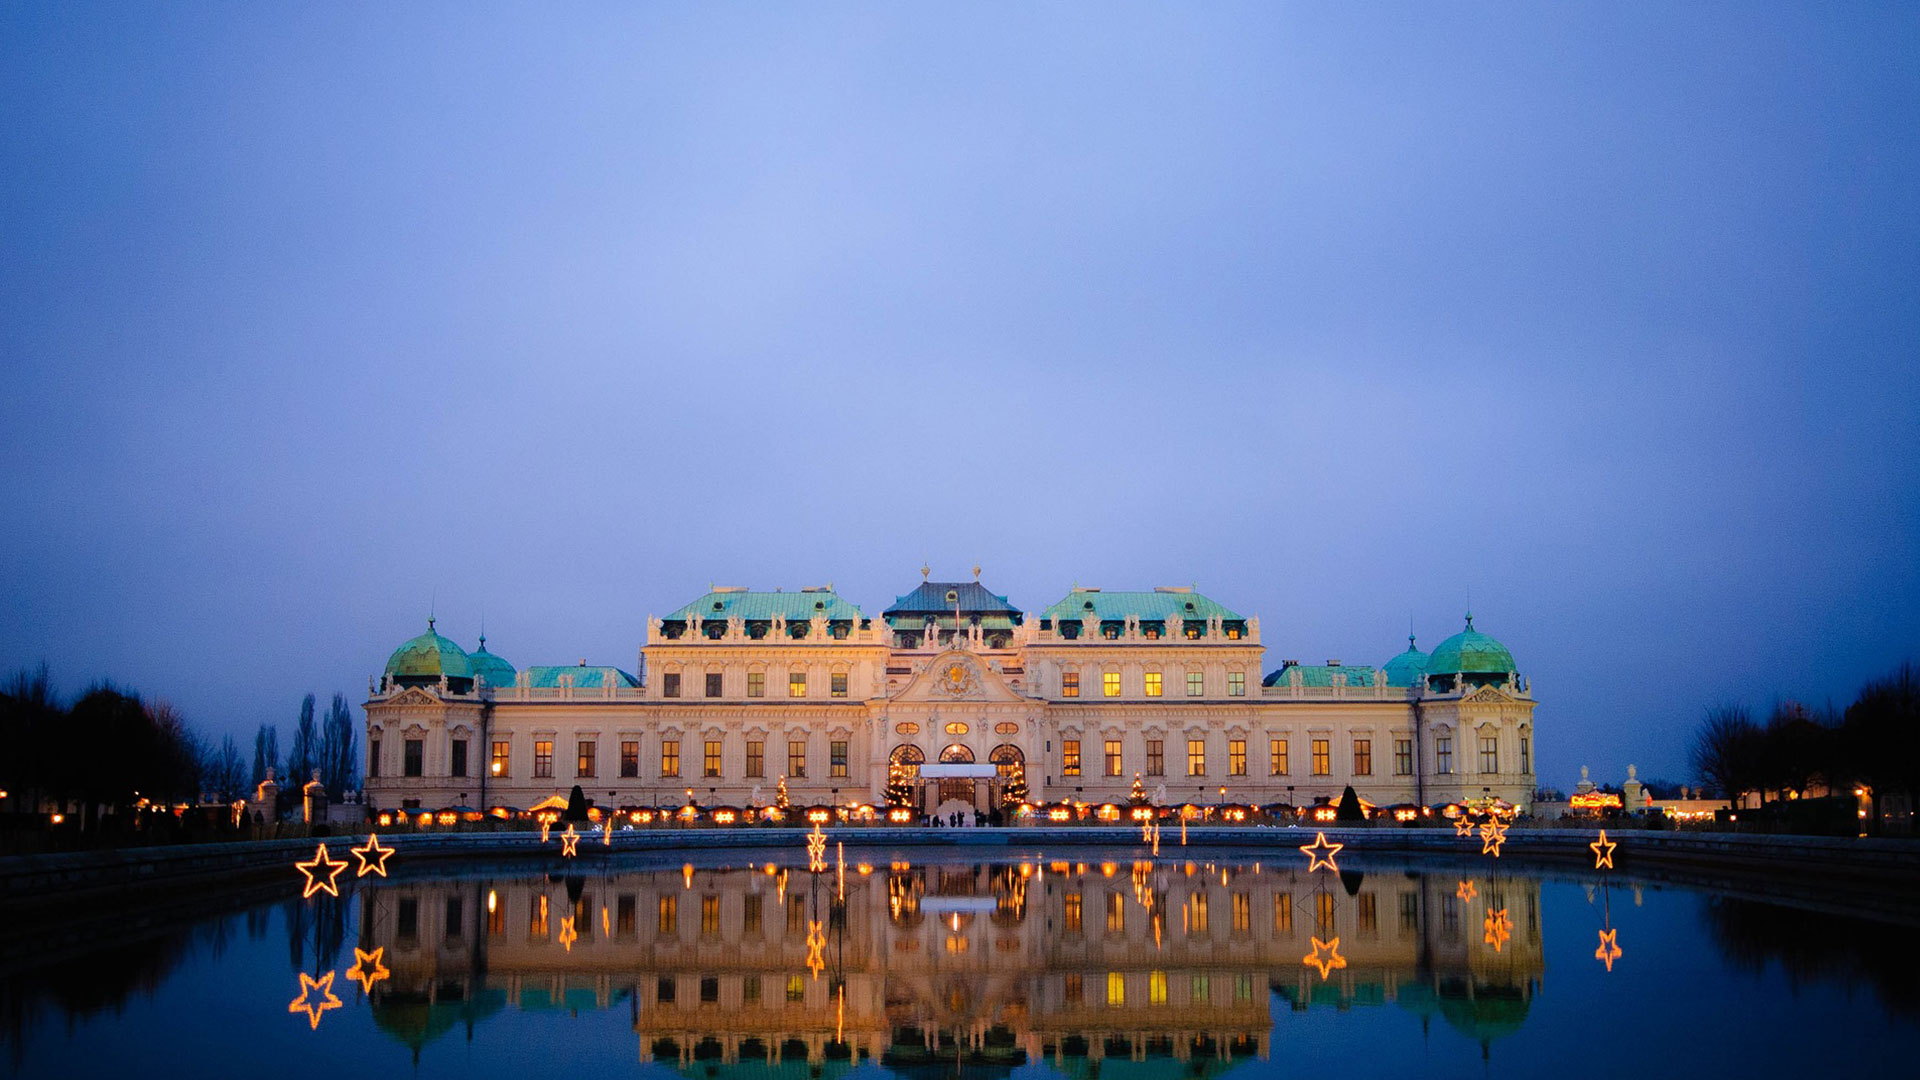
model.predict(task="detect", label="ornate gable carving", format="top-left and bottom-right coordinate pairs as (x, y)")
top-left (1464, 685), bottom-right (1513, 705)
top-left (386, 687), bottom-right (440, 707)
top-left (888, 648), bottom-right (1031, 705)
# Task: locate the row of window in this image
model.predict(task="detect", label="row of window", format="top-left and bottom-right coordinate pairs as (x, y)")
top-left (371, 737), bottom-right (848, 779)
top-left (1053, 734), bottom-right (1525, 778)
top-left (1060, 670), bottom-right (1246, 698)
top-left (661, 671), bottom-right (850, 699)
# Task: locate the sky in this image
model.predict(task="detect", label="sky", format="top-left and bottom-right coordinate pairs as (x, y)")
top-left (2, 2), bottom-right (1916, 788)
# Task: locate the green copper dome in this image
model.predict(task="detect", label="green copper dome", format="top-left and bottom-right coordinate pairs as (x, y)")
top-left (467, 635), bottom-right (515, 688)
top-left (1381, 636), bottom-right (1430, 687)
top-left (1425, 615), bottom-right (1516, 676)
top-left (384, 619), bottom-right (473, 681)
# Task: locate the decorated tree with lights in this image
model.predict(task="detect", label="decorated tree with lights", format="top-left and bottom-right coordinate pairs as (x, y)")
top-left (885, 761), bottom-right (916, 808)
top-left (775, 774), bottom-right (790, 811)
top-left (1128, 772), bottom-right (1149, 806)
top-left (1000, 760), bottom-right (1028, 808)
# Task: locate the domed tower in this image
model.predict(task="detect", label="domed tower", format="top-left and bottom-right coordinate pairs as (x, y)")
top-left (1423, 614), bottom-right (1518, 693)
top-left (383, 618), bottom-right (474, 693)
top-left (466, 633), bottom-right (516, 692)
top-left (1382, 634), bottom-right (1430, 689)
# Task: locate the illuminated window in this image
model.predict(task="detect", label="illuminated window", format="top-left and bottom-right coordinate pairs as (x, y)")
top-left (1227, 671), bottom-right (1246, 696)
top-left (488, 896), bottom-right (506, 936)
top-left (1352, 739), bottom-right (1371, 776)
top-left (995, 722), bottom-right (1019, 734)
top-left (1232, 891), bottom-right (1250, 933)
top-left (663, 672), bottom-right (680, 698)
top-left (1062, 740), bottom-right (1081, 776)
top-left (1144, 671), bottom-right (1162, 697)
top-left (1311, 739), bottom-right (1330, 776)
top-left (404, 739), bottom-right (423, 777)
top-left (789, 739), bottom-right (806, 778)
top-left (1103, 671), bottom-right (1121, 697)
top-left (1395, 738), bottom-right (1413, 775)
top-left (660, 740), bottom-right (679, 777)
top-left (1191, 891), bottom-right (1209, 933)
top-left (577, 740), bottom-right (596, 778)
top-left (747, 671), bottom-right (764, 697)
top-left (1149, 970), bottom-right (1168, 1005)
top-left (1436, 736), bottom-right (1454, 774)
top-left (746, 740), bottom-right (764, 777)
top-left (450, 738), bottom-right (468, 777)
top-left (1520, 733), bottom-right (1531, 773)
top-left (1107, 971), bottom-right (1126, 1007)
top-left (1104, 739), bottom-right (1122, 776)
top-left (1236, 972), bottom-right (1253, 1002)
top-left (491, 740), bottom-right (509, 778)
top-left (1225, 624), bottom-right (1242, 640)
top-left (533, 740), bottom-right (553, 778)
top-left (1146, 739), bottom-right (1163, 776)
top-left (786, 974), bottom-right (804, 1003)
top-left (620, 740), bottom-right (639, 777)
top-left (1274, 892), bottom-right (1292, 933)
top-left (1061, 671), bottom-right (1079, 697)
top-left (658, 895), bottom-right (676, 934)
top-left (1228, 739), bottom-right (1246, 776)
top-left (830, 740), bottom-right (848, 778)
top-left (1106, 892), bottom-right (1124, 933)
top-left (945, 721), bottom-right (968, 735)
top-left (1064, 893), bottom-right (1082, 933)
top-left (1480, 735), bottom-right (1499, 773)
top-left (704, 740), bottom-right (721, 778)
top-left (831, 672), bottom-right (848, 698)
top-left (705, 672), bottom-right (722, 698)
top-left (1315, 892), bottom-right (1334, 934)
top-left (1270, 738), bottom-right (1288, 776)
top-left (1191, 974), bottom-right (1211, 1003)
top-left (701, 895), bottom-right (719, 935)
top-left (788, 671), bottom-right (807, 697)
top-left (1187, 739), bottom-right (1206, 777)
top-left (1187, 670), bottom-right (1204, 696)
top-left (530, 894), bottom-right (548, 939)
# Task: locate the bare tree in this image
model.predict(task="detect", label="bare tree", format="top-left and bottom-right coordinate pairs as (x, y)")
top-left (252, 723), bottom-right (280, 786)
top-left (1691, 703), bottom-right (1761, 809)
top-left (206, 734), bottom-right (247, 802)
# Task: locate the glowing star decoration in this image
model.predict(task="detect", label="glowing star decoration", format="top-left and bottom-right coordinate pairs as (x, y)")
top-left (1456, 879), bottom-right (1477, 903)
top-left (288, 971), bottom-right (342, 1030)
top-left (558, 915), bottom-right (578, 953)
top-left (1590, 830), bottom-right (1617, 870)
top-left (1454, 816), bottom-right (1477, 838)
top-left (1302, 936), bottom-right (1346, 980)
top-left (559, 824), bottom-right (580, 858)
top-left (346, 947), bottom-right (389, 994)
top-left (1479, 820), bottom-right (1509, 857)
top-left (805, 918), bottom-right (826, 979)
top-left (539, 819), bottom-right (552, 843)
top-left (295, 844), bottom-right (348, 898)
top-left (1483, 907), bottom-right (1513, 952)
top-left (351, 833), bottom-right (394, 878)
top-left (1298, 832), bottom-right (1343, 873)
top-left (1595, 928), bottom-right (1623, 972)
top-left (603, 818), bottom-right (614, 846)
top-left (806, 825), bottom-right (828, 873)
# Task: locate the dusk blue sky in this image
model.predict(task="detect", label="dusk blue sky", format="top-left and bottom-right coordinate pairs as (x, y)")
top-left (3, 2), bottom-right (1915, 788)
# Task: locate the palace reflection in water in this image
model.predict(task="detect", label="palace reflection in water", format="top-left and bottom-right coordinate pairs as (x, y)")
top-left (357, 859), bottom-right (1544, 1072)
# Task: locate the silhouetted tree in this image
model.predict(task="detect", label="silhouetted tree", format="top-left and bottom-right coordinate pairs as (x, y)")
top-left (319, 694), bottom-right (357, 799)
top-left (142, 699), bottom-right (203, 805)
top-left (205, 734), bottom-right (247, 802)
top-left (287, 694), bottom-right (318, 785)
top-left (1, 663), bottom-right (66, 811)
top-left (252, 723), bottom-right (280, 786)
top-left (1335, 785), bottom-right (1365, 822)
top-left (565, 784), bottom-right (589, 821)
top-left (1758, 700), bottom-right (1831, 799)
top-left (1692, 704), bottom-right (1762, 808)
top-left (1841, 661), bottom-right (1919, 834)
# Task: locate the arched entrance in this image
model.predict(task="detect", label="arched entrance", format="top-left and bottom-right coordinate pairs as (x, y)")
top-left (891, 745), bottom-right (926, 811)
top-left (990, 744), bottom-right (1025, 806)
top-left (938, 744), bottom-right (976, 806)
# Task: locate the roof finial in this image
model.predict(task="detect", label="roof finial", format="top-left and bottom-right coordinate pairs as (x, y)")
top-left (920, 561), bottom-right (930, 580)
top-left (1465, 611), bottom-right (1475, 631)
top-left (972, 564), bottom-right (981, 581)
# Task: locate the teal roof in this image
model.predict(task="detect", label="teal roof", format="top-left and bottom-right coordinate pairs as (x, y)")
top-left (1263, 662), bottom-right (1378, 688)
top-left (665, 588), bottom-right (866, 623)
top-left (1382, 636), bottom-right (1430, 687)
top-left (1040, 587), bottom-right (1243, 624)
top-left (1426, 615), bottom-right (1517, 675)
top-left (886, 581), bottom-right (1021, 617)
top-left (523, 665), bottom-right (640, 689)
top-left (384, 620), bottom-right (472, 680)
top-left (467, 637), bottom-right (516, 688)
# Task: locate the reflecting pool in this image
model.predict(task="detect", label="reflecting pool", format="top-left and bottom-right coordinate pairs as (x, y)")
top-left (4, 846), bottom-right (1916, 1077)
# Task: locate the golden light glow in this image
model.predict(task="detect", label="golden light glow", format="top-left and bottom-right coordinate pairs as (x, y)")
top-left (539, 819), bottom-right (552, 843)
top-left (558, 915), bottom-right (578, 952)
top-left (1456, 879), bottom-right (1477, 902)
top-left (887, 806), bottom-right (914, 823)
top-left (294, 844), bottom-right (347, 899)
top-left (603, 818), bottom-right (615, 845)
top-left (1298, 832), bottom-right (1343, 873)
top-left (350, 833), bottom-right (393, 878)
top-left (805, 918), bottom-right (826, 979)
top-left (487, 890), bottom-right (497, 913)
top-left (807, 825), bottom-right (828, 872)
top-left (1590, 830), bottom-right (1617, 870)
top-left (1453, 815), bottom-right (1476, 837)
top-left (1302, 936), bottom-right (1346, 980)
top-left (288, 971), bottom-right (342, 1030)
top-left (1595, 927), bottom-right (1622, 971)
top-left (1480, 819), bottom-right (1509, 857)
top-left (1312, 805), bottom-right (1338, 823)
top-left (1483, 907), bottom-right (1513, 952)
top-left (806, 807), bottom-right (832, 825)
top-left (346, 947), bottom-right (389, 994)
top-left (559, 824), bottom-right (579, 857)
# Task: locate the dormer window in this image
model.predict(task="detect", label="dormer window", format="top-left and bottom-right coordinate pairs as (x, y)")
top-left (946, 590), bottom-right (958, 603)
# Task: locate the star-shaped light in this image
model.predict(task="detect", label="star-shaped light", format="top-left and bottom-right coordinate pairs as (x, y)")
top-left (1456, 879), bottom-right (1477, 902)
top-left (805, 918), bottom-right (826, 979)
top-left (602, 818), bottom-right (614, 846)
top-left (295, 844), bottom-right (348, 898)
top-left (1298, 832), bottom-right (1343, 873)
top-left (1483, 907), bottom-right (1512, 952)
top-left (540, 819), bottom-right (552, 843)
top-left (806, 826), bottom-right (828, 872)
top-left (1479, 819), bottom-right (1509, 857)
top-left (351, 833), bottom-right (393, 878)
top-left (558, 915), bottom-right (578, 952)
top-left (559, 824), bottom-right (579, 857)
top-left (1302, 936), bottom-right (1346, 980)
top-left (1453, 816), bottom-right (1476, 838)
top-left (346, 947), bottom-right (389, 994)
top-left (288, 970), bottom-right (342, 1030)
top-left (1595, 928), bottom-right (1622, 971)
top-left (1590, 830), bottom-right (1617, 870)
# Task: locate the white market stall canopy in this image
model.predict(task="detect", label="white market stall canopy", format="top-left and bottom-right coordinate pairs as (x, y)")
top-left (916, 763), bottom-right (999, 779)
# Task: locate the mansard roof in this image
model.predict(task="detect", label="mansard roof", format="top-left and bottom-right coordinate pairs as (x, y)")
top-left (1263, 661), bottom-right (1379, 688)
top-left (664, 587), bottom-right (866, 623)
top-left (1039, 586), bottom-right (1243, 624)
top-left (885, 581), bottom-right (1022, 619)
top-left (521, 664), bottom-right (640, 689)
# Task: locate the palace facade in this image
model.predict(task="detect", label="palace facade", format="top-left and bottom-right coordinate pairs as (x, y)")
top-left (364, 577), bottom-right (1537, 814)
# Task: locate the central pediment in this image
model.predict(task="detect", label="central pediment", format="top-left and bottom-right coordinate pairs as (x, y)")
top-left (889, 648), bottom-right (1031, 704)
top-left (385, 687), bottom-right (443, 707)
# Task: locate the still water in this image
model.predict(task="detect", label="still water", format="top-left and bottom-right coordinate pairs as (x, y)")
top-left (4, 846), bottom-right (1916, 1078)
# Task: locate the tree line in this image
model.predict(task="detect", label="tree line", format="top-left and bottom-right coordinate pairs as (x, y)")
top-left (1690, 660), bottom-right (1917, 829)
top-left (0, 663), bottom-right (359, 829)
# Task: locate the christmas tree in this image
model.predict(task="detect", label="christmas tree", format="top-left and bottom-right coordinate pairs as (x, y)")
top-left (1129, 772), bottom-right (1148, 806)
top-left (1000, 760), bottom-right (1029, 808)
top-left (885, 761), bottom-right (916, 808)
top-left (775, 774), bottom-right (790, 811)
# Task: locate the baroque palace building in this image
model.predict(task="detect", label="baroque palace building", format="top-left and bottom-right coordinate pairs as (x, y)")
top-left (364, 575), bottom-right (1537, 814)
